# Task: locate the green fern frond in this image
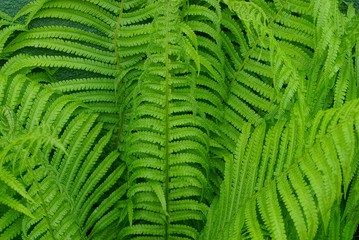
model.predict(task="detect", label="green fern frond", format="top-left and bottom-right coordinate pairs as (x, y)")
top-left (32, 8), bottom-right (113, 35)
top-left (0, 179), bottom-right (33, 218)
top-left (1, 55), bottom-right (117, 77)
top-left (0, 0), bottom-right (359, 239)
top-left (0, 74), bottom-right (126, 239)
top-left (51, 78), bottom-right (114, 92)
top-left (116, 0), bottom-right (225, 238)
top-left (202, 98), bottom-right (359, 239)
top-left (341, 168), bottom-right (359, 239)
top-left (84, 0), bottom-right (119, 13)
top-left (4, 38), bottom-right (115, 63)
top-left (7, 26), bottom-right (114, 50)
top-left (0, 24), bottom-right (26, 55)
top-left (42, 0), bottom-right (116, 27)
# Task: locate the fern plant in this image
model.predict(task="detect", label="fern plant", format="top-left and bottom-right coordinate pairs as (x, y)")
top-left (0, 0), bottom-right (358, 239)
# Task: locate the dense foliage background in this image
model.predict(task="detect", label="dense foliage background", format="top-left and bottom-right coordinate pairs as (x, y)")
top-left (0, 0), bottom-right (359, 239)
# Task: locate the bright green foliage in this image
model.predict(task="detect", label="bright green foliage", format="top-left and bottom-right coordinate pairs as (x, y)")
top-left (0, 0), bottom-right (358, 239)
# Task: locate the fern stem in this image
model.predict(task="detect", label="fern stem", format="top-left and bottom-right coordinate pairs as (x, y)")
top-left (114, 0), bottom-right (124, 70)
top-left (114, 0), bottom-right (125, 147)
top-left (164, 2), bottom-right (171, 237)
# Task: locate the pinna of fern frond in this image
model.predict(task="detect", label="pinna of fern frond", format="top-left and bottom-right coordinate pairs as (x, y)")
top-left (0, 73), bottom-right (127, 240)
top-left (201, 98), bottom-right (359, 240)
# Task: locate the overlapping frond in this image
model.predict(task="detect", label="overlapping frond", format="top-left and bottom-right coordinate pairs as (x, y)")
top-left (0, 0), bottom-right (358, 239)
top-left (1, 0), bottom-right (121, 130)
top-left (0, 74), bottom-right (126, 240)
top-left (200, 1), bottom-right (359, 239)
top-left (117, 0), bottom-right (217, 238)
top-left (201, 99), bottom-right (359, 239)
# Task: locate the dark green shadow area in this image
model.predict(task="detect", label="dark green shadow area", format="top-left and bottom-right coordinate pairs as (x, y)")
top-left (0, 0), bottom-right (33, 17)
top-left (340, 0), bottom-right (359, 13)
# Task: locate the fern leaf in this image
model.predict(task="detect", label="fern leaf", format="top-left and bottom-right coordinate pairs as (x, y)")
top-left (4, 38), bottom-right (115, 63)
top-left (257, 183), bottom-right (286, 239)
top-left (277, 179), bottom-right (308, 240)
top-left (1, 0), bottom-right (359, 239)
top-left (1, 55), bottom-right (117, 77)
top-left (0, 24), bottom-right (26, 55)
top-left (0, 189), bottom-right (33, 218)
top-left (0, 212), bottom-right (22, 240)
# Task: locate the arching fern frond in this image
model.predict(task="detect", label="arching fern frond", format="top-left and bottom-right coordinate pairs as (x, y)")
top-left (1, 0), bottom-right (359, 239)
top-left (201, 98), bottom-right (359, 240)
top-left (0, 73), bottom-right (126, 240)
top-left (0, 55), bottom-right (117, 77)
